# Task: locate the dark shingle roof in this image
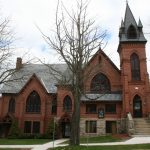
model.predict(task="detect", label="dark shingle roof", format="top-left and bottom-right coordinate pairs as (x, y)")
top-left (119, 3), bottom-right (147, 43)
top-left (81, 94), bottom-right (122, 101)
top-left (1, 63), bottom-right (69, 94)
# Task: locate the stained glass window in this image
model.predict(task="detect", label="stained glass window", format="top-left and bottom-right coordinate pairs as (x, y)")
top-left (26, 91), bottom-right (41, 113)
top-left (91, 73), bottom-right (111, 93)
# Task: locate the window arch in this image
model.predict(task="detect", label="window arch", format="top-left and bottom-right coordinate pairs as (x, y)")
top-left (90, 73), bottom-right (111, 93)
top-left (8, 98), bottom-right (15, 113)
top-left (63, 96), bottom-right (72, 112)
top-left (127, 25), bottom-right (137, 39)
top-left (26, 91), bottom-right (41, 113)
top-left (130, 53), bottom-right (141, 80)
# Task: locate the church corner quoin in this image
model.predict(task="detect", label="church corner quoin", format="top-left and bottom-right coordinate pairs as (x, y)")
top-left (0, 3), bottom-right (150, 138)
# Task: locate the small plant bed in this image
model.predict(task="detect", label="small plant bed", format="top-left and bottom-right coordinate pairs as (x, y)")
top-left (61, 134), bottom-right (130, 144)
top-left (0, 139), bottom-right (50, 145)
top-left (49, 144), bottom-right (150, 150)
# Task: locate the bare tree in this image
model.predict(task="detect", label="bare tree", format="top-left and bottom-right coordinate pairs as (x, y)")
top-left (42, 0), bottom-right (106, 145)
top-left (0, 16), bottom-right (16, 85)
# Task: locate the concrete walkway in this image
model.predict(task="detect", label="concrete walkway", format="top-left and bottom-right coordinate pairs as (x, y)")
top-left (0, 137), bottom-right (150, 150)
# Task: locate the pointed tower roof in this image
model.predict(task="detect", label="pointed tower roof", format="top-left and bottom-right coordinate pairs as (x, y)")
top-left (118, 3), bottom-right (147, 43)
top-left (124, 3), bottom-right (137, 29)
top-left (138, 18), bottom-right (143, 28)
top-left (121, 20), bottom-right (125, 28)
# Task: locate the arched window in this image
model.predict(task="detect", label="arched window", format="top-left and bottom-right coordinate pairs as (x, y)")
top-left (26, 91), bottom-right (41, 113)
top-left (91, 73), bottom-right (111, 93)
top-left (131, 53), bottom-right (141, 80)
top-left (127, 25), bottom-right (137, 39)
top-left (8, 98), bottom-right (15, 113)
top-left (63, 96), bottom-right (72, 112)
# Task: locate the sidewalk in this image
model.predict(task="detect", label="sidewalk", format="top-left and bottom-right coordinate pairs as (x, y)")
top-left (0, 139), bottom-right (67, 150)
top-left (0, 137), bottom-right (150, 150)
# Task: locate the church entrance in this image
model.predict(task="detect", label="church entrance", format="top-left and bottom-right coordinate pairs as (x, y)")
top-left (0, 114), bottom-right (13, 137)
top-left (133, 95), bottom-right (142, 118)
top-left (0, 123), bottom-right (11, 137)
top-left (62, 121), bottom-right (71, 138)
top-left (59, 114), bottom-right (71, 138)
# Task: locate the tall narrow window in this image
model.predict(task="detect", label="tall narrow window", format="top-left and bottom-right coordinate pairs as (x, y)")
top-left (63, 96), bottom-right (72, 112)
top-left (127, 25), bottom-right (137, 39)
top-left (33, 121), bottom-right (40, 133)
top-left (51, 97), bottom-right (57, 114)
top-left (8, 98), bottom-right (15, 113)
top-left (91, 73), bottom-right (111, 93)
top-left (24, 121), bottom-right (31, 133)
top-left (131, 53), bottom-right (141, 80)
top-left (86, 121), bottom-right (97, 133)
top-left (24, 121), bottom-right (40, 134)
top-left (26, 91), bottom-right (41, 113)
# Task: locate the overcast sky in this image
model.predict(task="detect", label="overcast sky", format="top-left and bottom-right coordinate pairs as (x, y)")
top-left (1, 0), bottom-right (150, 71)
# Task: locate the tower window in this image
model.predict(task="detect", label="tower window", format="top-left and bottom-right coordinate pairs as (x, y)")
top-left (130, 53), bottom-right (141, 81)
top-left (127, 25), bottom-right (137, 39)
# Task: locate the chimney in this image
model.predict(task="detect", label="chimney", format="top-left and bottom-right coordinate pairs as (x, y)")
top-left (16, 57), bottom-right (22, 70)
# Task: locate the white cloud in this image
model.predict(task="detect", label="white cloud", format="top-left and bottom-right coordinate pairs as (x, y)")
top-left (0, 0), bottom-right (150, 71)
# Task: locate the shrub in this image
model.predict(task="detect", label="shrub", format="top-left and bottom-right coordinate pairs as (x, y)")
top-left (8, 119), bottom-right (22, 138)
top-left (45, 118), bottom-right (58, 139)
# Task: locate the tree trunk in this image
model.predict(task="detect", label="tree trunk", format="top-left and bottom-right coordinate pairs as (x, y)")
top-left (70, 83), bottom-right (81, 145)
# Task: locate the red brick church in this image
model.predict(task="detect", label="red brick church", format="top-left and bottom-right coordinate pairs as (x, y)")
top-left (0, 3), bottom-right (150, 137)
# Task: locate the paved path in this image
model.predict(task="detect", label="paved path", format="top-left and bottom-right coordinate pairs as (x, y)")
top-left (0, 137), bottom-right (150, 150)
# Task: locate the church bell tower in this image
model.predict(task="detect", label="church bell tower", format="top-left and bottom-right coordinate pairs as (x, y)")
top-left (118, 3), bottom-right (150, 117)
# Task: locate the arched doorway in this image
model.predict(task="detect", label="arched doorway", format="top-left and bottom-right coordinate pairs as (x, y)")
top-left (62, 118), bottom-right (70, 138)
top-left (0, 114), bottom-right (13, 137)
top-left (59, 114), bottom-right (71, 138)
top-left (133, 95), bottom-right (142, 118)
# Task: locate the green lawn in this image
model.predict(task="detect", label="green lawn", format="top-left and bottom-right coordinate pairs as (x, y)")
top-left (0, 139), bottom-right (51, 145)
top-left (61, 135), bottom-right (128, 144)
top-left (49, 144), bottom-right (150, 150)
top-left (80, 135), bottom-right (124, 143)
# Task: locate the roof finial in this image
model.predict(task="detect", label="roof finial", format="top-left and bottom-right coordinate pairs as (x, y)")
top-left (126, 0), bottom-right (128, 4)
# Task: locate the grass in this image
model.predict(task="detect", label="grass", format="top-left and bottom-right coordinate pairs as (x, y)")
top-left (80, 135), bottom-right (124, 143)
top-left (0, 138), bottom-right (51, 145)
top-left (61, 135), bottom-right (129, 144)
top-left (49, 144), bottom-right (150, 150)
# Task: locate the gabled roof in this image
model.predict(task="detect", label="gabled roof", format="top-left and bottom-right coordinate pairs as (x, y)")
top-left (85, 49), bottom-right (120, 73)
top-left (1, 50), bottom-right (120, 94)
top-left (19, 73), bottom-right (48, 94)
top-left (1, 64), bottom-right (69, 94)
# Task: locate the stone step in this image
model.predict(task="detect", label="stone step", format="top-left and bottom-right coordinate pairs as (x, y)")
top-left (133, 118), bottom-right (150, 136)
top-left (134, 121), bottom-right (150, 124)
top-left (135, 132), bottom-right (150, 135)
top-left (135, 126), bottom-right (150, 128)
